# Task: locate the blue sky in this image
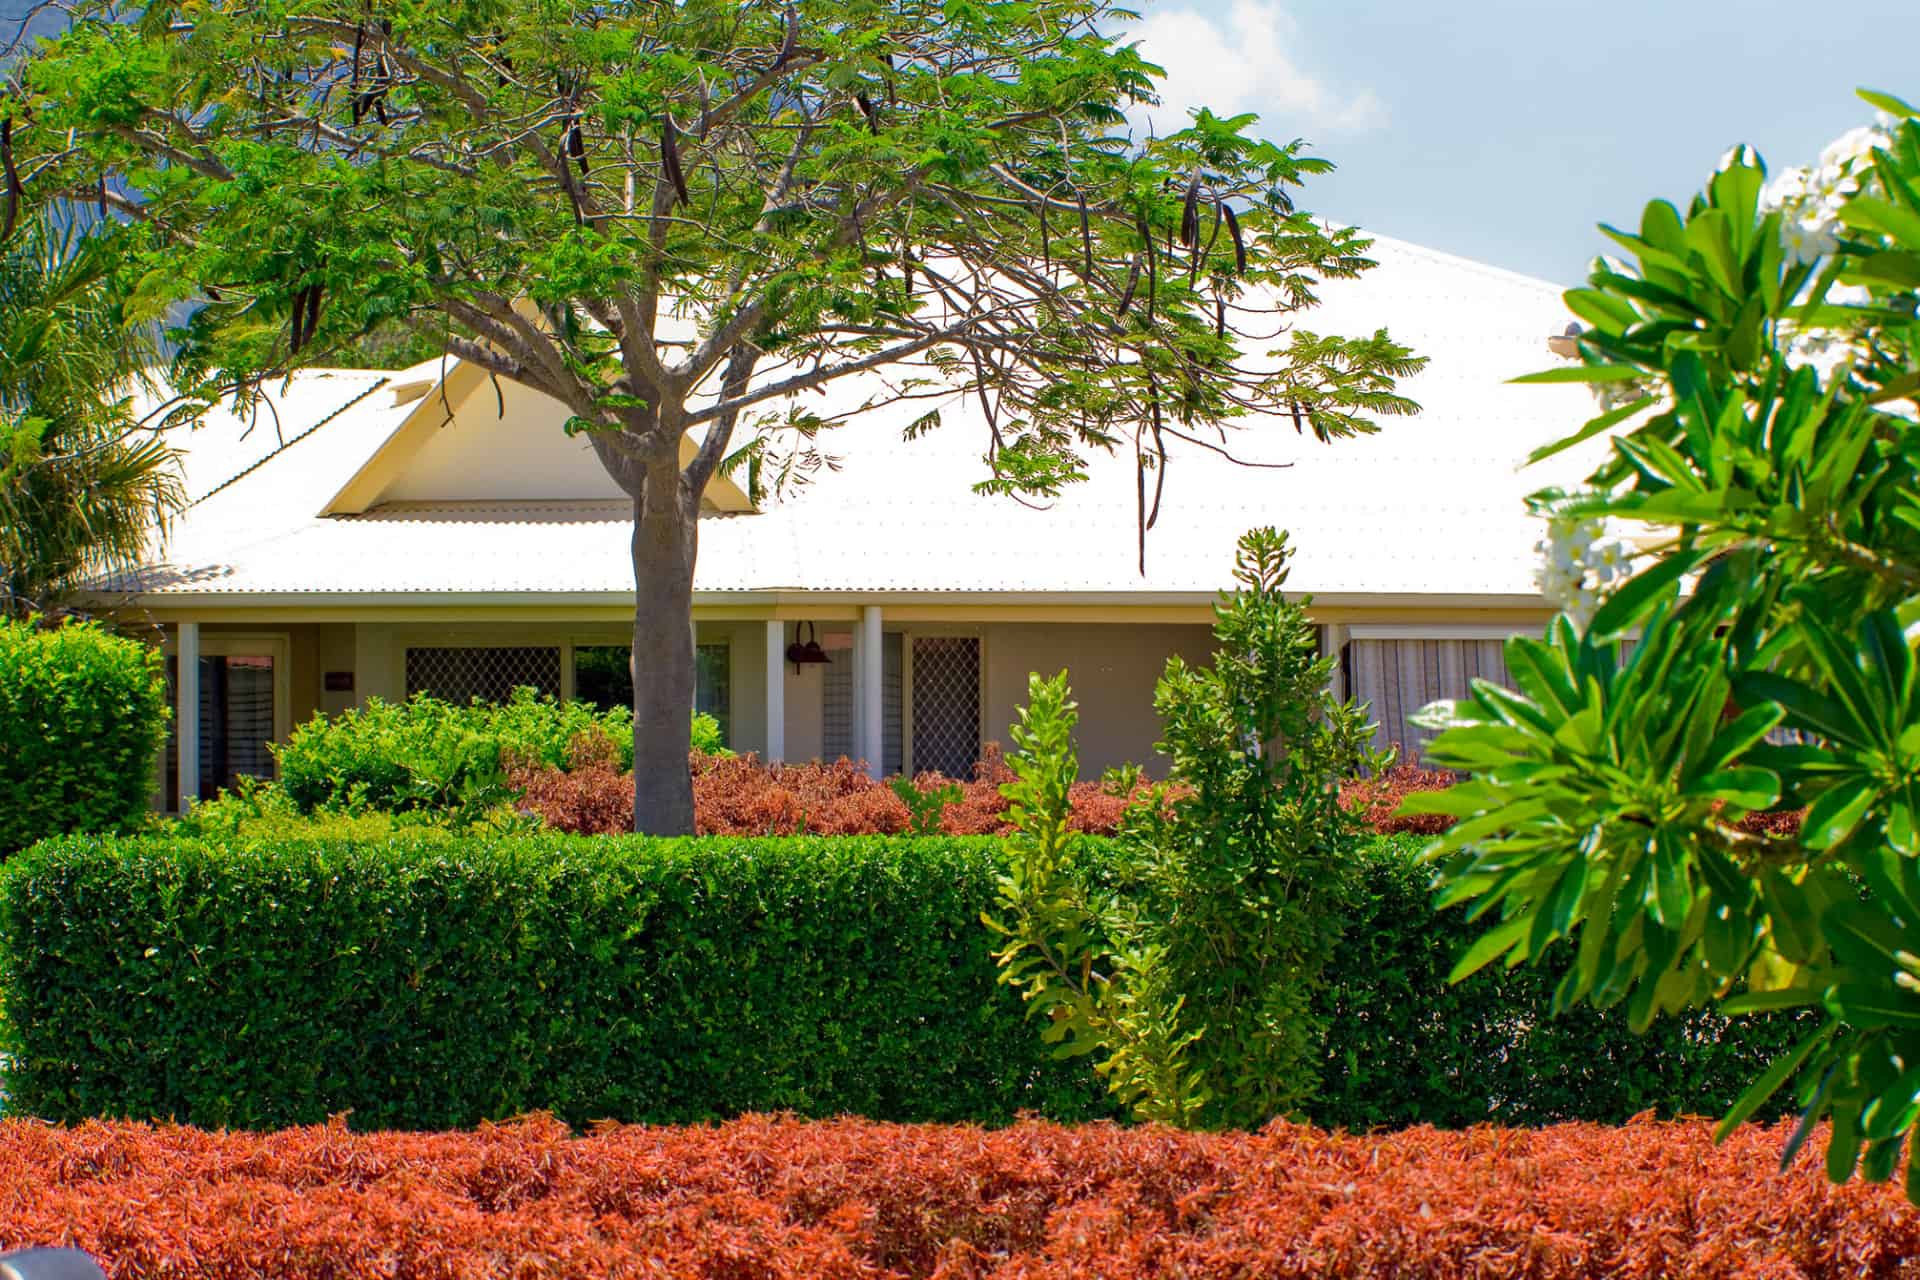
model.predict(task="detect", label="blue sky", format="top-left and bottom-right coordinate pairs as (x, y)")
top-left (9, 0), bottom-right (1914, 286)
top-left (1125, 0), bottom-right (1920, 284)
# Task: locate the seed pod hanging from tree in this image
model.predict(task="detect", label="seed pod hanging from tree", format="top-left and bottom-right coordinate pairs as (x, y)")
top-left (289, 285), bottom-right (308, 354)
top-left (566, 120), bottom-right (588, 174)
top-left (1137, 210), bottom-right (1158, 323)
top-left (661, 114), bottom-right (690, 206)
top-left (0, 117), bottom-right (18, 243)
top-left (1115, 254), bottom-right (1140, 317)
top-left (1078, 192), bottom-right (1093, 277)
top-left (1179, 170), bottom-right (1201, 250)
top-left (1223, 204), bottom-right (1247, 276)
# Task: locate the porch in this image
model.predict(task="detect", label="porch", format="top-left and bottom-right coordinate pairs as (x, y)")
top-left (151, 606), bottom-right (1547, 806)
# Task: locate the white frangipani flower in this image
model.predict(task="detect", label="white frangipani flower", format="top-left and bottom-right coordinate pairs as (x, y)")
top-left (1819, 124), bottom-right (1890, 174)
top-left (1533, 509), bottom-right (1635, 629)
top-left (1763, 119), bottom-right (1892, 266)
top-left (1760, 166), bottom-right (1810, 212)
top-left (1782, 212), bottom-right (1841, 266)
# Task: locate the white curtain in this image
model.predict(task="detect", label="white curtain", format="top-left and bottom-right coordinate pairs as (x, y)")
top-left (1348, 639), bottom-right (1511, 759)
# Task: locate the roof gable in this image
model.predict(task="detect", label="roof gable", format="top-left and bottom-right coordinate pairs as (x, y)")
top-left (321, 360), bottom-right (752, 514)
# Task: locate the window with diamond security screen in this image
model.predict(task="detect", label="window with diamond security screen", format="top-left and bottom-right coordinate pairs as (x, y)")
top-left (405, 646), bottom-right (561, 704)
top-left (911, 636), bottom-right (980, 779)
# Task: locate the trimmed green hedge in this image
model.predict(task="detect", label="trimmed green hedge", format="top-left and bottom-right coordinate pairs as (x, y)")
top-left (0, 619), bottom-right (168, 855)
top-left (0, 832), bottom-right (1808, 1130)
top-left (0, 834), bottom-right (1106, 1129)
top-left (1314, 835), bottom-right (1811, 1128)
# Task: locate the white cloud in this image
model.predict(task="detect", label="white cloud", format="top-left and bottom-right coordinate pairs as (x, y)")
top-left (1125, 1), bottom-right (1388, 140)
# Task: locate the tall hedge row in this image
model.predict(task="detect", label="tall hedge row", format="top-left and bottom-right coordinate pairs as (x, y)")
top-left (0, 619), bottom-right (168, 855)
top-left (0, 833), bottom-right (1806, 1131)
top-left (0, 834), bottom-right (1106, 1130)
top-left (1315, 837), bottom-right (1811, 1128)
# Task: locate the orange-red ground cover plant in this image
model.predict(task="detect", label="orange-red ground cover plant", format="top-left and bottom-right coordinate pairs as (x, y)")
top-left (510, 740), bottom-right (1139, 837)
top-left (0, 1114), bottom-right (1909, 1278)
top-left (510, 740), bottom-right (1807, 841)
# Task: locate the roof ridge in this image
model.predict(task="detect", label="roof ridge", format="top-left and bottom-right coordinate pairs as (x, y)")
top-left (1354, 229), bottom-right (1574, 296)
top-left (188, 377), bottom-right (390, 509)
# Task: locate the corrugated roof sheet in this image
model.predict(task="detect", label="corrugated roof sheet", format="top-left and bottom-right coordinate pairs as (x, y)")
top-left (107, 235), bottom-right (1603, 604)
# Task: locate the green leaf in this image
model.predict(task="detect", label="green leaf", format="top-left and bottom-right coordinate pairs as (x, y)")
top-left (1803, 778), bottom-right (1878, 851)
top-left (1696, 704), bottom-right (1786, 776)
top-left (1448, 916), bottom-right (1529, 984)
top-left (1525, 394), bottom-right (1657, 466)
top-left (1716, 1023), bottom-right (1831, 1140)
top-left (1760, 870), bottom-right (1823, 965)
top-left (1860, 89), bottom-right (1920, 120)
top-left (1828, 1103), bottom-right (1864, 1182)
top-left (1688, 766), bottom-right (1780, 811)
top-left (1510, 364), bottom-right (1647, 385)
top-left (1824, 983), bottom-right (1920, 1029)
top-left (1723, 986), bottom-right (1822, 1014)
top-left (1839, 196), bottom-right (1920, 248)
top-left (1649, 830), bottom-right (1692, 928)
top-left (1735, 672), bottom-right (1862, 746)
top-left (1587, 549), bottom-right (1705, 642)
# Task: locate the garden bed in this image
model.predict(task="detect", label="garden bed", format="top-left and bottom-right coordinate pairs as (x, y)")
top-left (1, 1114), bottom-right (1910, 1278)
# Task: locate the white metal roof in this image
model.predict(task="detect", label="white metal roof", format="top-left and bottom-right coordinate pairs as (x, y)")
top-left (106, 234), bottom-right (1601, 606)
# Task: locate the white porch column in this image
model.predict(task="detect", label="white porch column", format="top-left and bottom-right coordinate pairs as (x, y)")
top-left (764, 620), bottom-right (786, 763)
top-left (859, 605), bottom-right (883, 777)
top-left (176, 621), bottom-right (200, 810)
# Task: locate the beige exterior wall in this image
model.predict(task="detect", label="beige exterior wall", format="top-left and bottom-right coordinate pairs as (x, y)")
top-left (211, 616), bottom-right (1213, 775)
top-left (161, 612), bottom-right (1540, 790)
top-left (976, 621), bottom-right (1215, 775)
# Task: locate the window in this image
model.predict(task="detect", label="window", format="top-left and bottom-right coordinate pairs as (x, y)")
top-left (405, 646), bottom-right (561, 703)
top-left (573, 645), bottom-right (630, 711)
top-left (696, 643), bottom-right (731, 744)
top-left (1347, 638), bottom-right (1510, 758)
top-left (573, 642), bottom-right (732, 746)
top-left (164, 651), bottom-right (280, 807)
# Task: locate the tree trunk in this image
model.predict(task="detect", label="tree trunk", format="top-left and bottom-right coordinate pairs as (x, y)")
top-left (594, 434), bottom-right (700, 835)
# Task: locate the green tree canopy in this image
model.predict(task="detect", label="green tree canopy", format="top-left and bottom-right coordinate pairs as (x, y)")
top-left (0, 207), bottom-right (182, 616)
top-left (5, 0), bottom-right (1421, 830)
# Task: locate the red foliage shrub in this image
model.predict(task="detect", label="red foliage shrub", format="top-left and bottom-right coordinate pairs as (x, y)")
top-left (1337, 756), bottom-right (1461, 836)
top-left (509, 740), bottom-right (1806, 844)
top-left (3, 1114), bottom-right (1911, 1278)
top-left (512, 739), bottom-right (1148, 837)
top-left (505, 733), bottom-right (633, 835)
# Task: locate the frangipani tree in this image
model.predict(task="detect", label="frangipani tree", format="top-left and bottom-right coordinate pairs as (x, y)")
top-left (4, 0), bottom-right (1420, 831)
top-left (1410, 91), bottom-right (1920, 1197)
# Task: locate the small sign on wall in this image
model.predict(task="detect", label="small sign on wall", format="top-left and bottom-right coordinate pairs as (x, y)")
top-left (323, 671), bottom-right (355, 693)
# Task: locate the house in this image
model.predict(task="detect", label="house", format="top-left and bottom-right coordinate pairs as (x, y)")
top-left (94, 235), bottom-right (1599, 807)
